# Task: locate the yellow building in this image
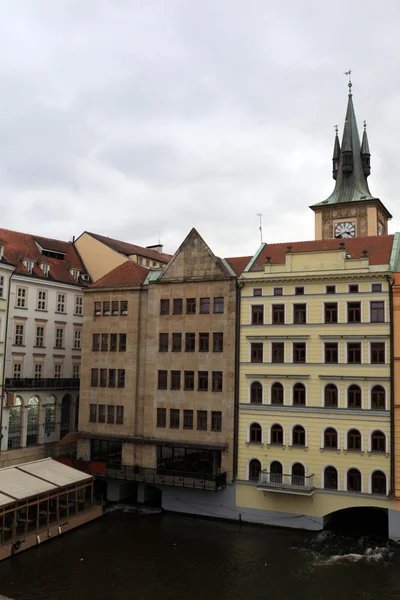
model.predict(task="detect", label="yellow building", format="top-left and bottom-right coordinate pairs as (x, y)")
top-left (236, 84), bottom-right (400, 538)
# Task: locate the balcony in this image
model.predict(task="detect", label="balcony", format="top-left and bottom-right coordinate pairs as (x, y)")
top-left (5, 378), bottom-right (80, 391)
top-left (257, 471), bottom-right (316, 496)
top-left (72, 461), bottom-right (227, 492)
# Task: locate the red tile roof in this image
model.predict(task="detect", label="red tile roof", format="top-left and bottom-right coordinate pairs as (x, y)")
top-left (86, 232), bottom-right (172, 263)
top-left (250, 235), bottom-right (395, 270)
top-left (224, 256), bottom-right (252, 276)
top-left (0, 228), bottom-right (87, 286)
top-left (89, 260), bottom-right (149, 289)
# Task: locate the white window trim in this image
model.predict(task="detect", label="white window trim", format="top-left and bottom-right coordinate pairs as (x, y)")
top-left (345, 467), bottom-right (364, 494)
top-left (343, 427), bottom-right (364, 452)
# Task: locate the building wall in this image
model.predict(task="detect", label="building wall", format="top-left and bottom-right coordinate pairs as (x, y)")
top-left (393, 273), bottom-right (400, 498)
top-left (75, 233), bottom-right (127, 282)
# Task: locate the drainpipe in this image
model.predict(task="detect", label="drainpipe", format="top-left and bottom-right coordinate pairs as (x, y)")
top-left (233, 280), bottom-right (243, 480)
top-left (389, 275), bottom-right (395, 495)
top-left (0, 267), bottom-right (16, 457)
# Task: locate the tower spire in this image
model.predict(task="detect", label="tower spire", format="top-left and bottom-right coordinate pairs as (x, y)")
top-left (332, 125), bottom-right (341, 180)
top-left (361, 120), bottom-right (371, 177)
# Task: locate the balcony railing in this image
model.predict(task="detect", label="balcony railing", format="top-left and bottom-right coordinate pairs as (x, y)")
top-left (5, 378), bottom-right (80, 390)
top-left (257, 471), bottom-right (315, 496)
top-left (71, 460), bottom-right (226, 492)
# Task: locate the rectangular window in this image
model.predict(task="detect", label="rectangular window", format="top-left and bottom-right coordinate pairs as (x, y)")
top-left (103, 301), bottom-right (110, 316)
top-left (35, 326), bottom-right (44, 347)
top-left (198, 371), bottom-right (208, 391)
top-left (110, 333), bottom-right (118, 352)
top-left (116, 406), bottom-right (124, 424)
top-left (117, 369), bottom-right (125, 388)
top-left (119, 334), bottom-right (126, 351)
top-left (109, 369), bottom-right (116, 387)
top-left (35, 363), bottom-right (43, 379)
top-left (75, 296), bottom-right (83, 315)
top-left (94, 302), bottom-right (101, 317)
top-left (348, 342), bottom-right (362, 364)
top-left (185, 333), bottom-right (195, 352)
top-left (273, 287), bottom-right (283, 296)
top-left (107, 405), bottom-right (115, 424)
top-left (73, 364), bottom-right (80, 379)
top-left (74, 329), bottom-right (82, 350)
top-left (172, 333), bottom-right (182, 352)
top-left (100, 369), bottom-right (107, 387)
top-left (92, 334), bottom-right (100, 351)
top-left (253, 288), bottom-right (262, 296)
top-left (293, 304), bottom-right (306, 324)
top-left (158, 370), bottom-right (167, 389)
top-left (251, 342), bottom-right (263, 363)
top-left (55, 328), bottom-right (64, 349)
top-left (57, 294), bottom-right (66, 313)
top-left (184, 371), bottom-right (194, 390)
top-left (37, 290), bottom-right (47, 311)
top-left (183, 410), bottom-right (193, 430)
top-left (293, 342), bottom-right (306, 363)
top-left (170, 409), bottom-right (180, 429)
top-left (371, 301), bottom-right (385, 323)
top-left (199, 333), bottom-right (209, 352)
top-left (173, 298), bottom-right (183, 314)
top-left (13, 363), bottom-right (22, 378)
top-left (120, 301), bottom-right (128, 315)
top-left (200, 298), bottom-right (210, 314)
top-left (101, 333), bottom-right (109, 352)
top-left (15, 323), bottom-right (24, 346)
top-left (211, 411), bottom-right (222, 432)
top-left (326, 285), bottom-right (336, 294)
top-left (252, 305), bottom-right (264, 325)
top-left (212, 371), bottom-right (223, 392)
top-left (54, 364), bottom-right (62, 379)
top-left (213, 332), bottom-right (223, 352)
top-left (197, 410), bottom-right (207, 431)
top-left (171, 371), bottom-right (181, 390)
top-left (325, 303), bottom-right (338, 324)
top-left (186, 298), bottom-right (196, 314)
top-left (16, 287), bottom-right (27, 308)
top-left (348, 302), bottom-right (361, 323)
top-left (89, 404), bottom-right (97, 423)
top-left (349, 284), bottom-right (359, 293)
top-left (98, 405), bottom-right (106, 424)
top-left (272, 304), bottom-right (285, 324)
top-left (213, 297), bottom-right (224, 313)
top-left (157, 408), bottom-right (166, 428)
top-left (372, 283), bottom-right (382, 293)
top-left (112, 301), bottom-right (119, 316)
top-left (159, 333), bottom-right (169, 352)
top-left (271, 342), bottom-right (284, 363)
top-left (325, 342), bottom-right (338, 363)
top-left (295, 287), bottom-right (305, 295)
top-left (91, 368), bottom-right (98, 387)
top-left (371, 342), bottom-right (385, 364)
top-left (160, 299), bottom-right (170, 315)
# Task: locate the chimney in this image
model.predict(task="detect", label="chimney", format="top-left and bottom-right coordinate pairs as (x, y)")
top-left (146, 244), bottom-right (163, 254)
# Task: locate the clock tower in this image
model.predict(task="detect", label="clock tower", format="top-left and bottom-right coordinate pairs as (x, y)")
top-left (310, 82), bottom-right (392, 240)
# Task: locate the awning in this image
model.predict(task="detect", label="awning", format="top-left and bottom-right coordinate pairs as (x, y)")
top-left (78, 431), bottom-right (229, 452)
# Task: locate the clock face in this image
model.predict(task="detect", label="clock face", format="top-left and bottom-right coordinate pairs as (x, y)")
top-left (335, 221), bottom-right (356, 238)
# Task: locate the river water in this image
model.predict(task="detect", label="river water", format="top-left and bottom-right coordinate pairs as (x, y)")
top-left (0, 506), bottom-right (398, 600)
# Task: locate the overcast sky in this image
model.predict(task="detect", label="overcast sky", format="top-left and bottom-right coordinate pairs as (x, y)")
top-left (1, 1), bottom-right (399, 258)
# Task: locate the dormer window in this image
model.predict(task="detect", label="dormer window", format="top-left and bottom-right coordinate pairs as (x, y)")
top-left (23, 260), bottom-right (34, 274)
top-left (70, 269), bottom-right (80, 282)
top-left (40, 264), bottom-right (50, 276)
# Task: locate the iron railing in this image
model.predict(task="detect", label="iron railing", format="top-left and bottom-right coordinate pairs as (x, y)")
top-left (5, 378), bottom-right (80, 390)
top-left (257, 471), bottom-right (315, 494)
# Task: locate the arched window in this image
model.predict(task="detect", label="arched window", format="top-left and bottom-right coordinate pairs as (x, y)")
top-left (324, 466), bottom-right (338, 489)
top-left (324, 384), bottom-right (338, 407)
top-left (292, 463), bottom-right (305, 486)
top-left (249, 423), bottom-right (262, 443)
top-left (45, 395), bottom-right (56, 435)
top-left (371, 430), bottom-right (386, 453)
top-left (8, 397), bottom-right (22, 449)
top-left (347, 429), bottom-right (362, 450)
top-left (271, 383), bottom-right (283, 405)
top-left (347, 468), bottom-right (362, 492)
top-left (371, 385), bottom-right (385, 410)
top-left (60, 393), bottom-right (72, 438)
top-left (348, 385), bottom-right (362, 409)
top-left (250, 382), bottom-right (262, 404)
top-left (271, 424), bottom-right (283, 445)
top-left (249, 459), bottom-right (261, 481)
top-left (371, 470), bottom-right (386, 495)
top-left (293, 383), bottom-right (306, 406)
top-left (292, 425), bottom-right (305, 446)
top-left (27, 396), bottom-right (40, 447)
top-left (324, 427), bottom-right (337, 449)
top-left (270, 461), bottom-right (283, 484)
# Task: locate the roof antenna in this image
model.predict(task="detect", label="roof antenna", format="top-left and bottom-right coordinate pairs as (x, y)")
top-left (344, 69), bottom-right (352, 95)
top-left (257, 213), bottom-right (263, 244)
top-left (158, 230), bottom-right (161, 245)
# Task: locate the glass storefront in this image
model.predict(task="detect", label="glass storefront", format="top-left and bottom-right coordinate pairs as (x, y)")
top-left (157, 446), bottom-right (221, 476)
top-left (91, 440), bottom-right (122, 465)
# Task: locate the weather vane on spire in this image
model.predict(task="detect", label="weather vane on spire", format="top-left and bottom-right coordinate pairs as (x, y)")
top-left (344, 69), bottom-right (352, 95)
top-left (363, 119), bottom-right (367, 130)
top-left (334, 124), bottom-right (338, 135)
